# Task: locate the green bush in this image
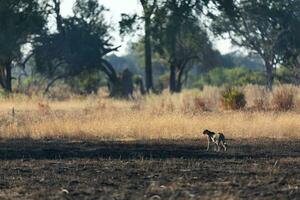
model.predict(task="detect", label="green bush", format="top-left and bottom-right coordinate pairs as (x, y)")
top-left (221, 87), bottom-right (246, 110)
top-left (67, 70), bottom-right (106, 94)
top-left (191, 67), bottom-right (265, 89)
top-left (0, 90), bottom-right (9, 98)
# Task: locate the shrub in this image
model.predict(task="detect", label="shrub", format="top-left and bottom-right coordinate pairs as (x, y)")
top-left (271, 87), bottom-right (294, 111)
top-left (67, 70), bottom-right (106, 95)
top-left (0, 90), bottom-right (9, 98)
top-left (221, 88), bottom-right (246, 110)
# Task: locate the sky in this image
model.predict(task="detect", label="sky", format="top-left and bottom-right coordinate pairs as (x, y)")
top-left (61, 0), bottom-right (234, 55)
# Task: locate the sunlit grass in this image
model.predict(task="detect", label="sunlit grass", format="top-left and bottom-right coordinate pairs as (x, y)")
top-left (0, 85), bottom-right (300, 140)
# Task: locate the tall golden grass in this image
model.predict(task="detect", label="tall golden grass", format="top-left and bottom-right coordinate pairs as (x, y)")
top-left (0, 84), bottom-right (300, 140)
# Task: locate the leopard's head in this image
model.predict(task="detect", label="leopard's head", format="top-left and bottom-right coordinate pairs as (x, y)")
top-left (203, 129), bottom-right (210, 135)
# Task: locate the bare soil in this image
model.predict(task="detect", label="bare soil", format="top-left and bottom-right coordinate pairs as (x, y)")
top-left (0, 138), bottom-right (299, 199)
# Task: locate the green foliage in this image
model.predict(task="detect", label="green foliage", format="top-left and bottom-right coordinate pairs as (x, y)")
top-left (210, 0), bottom-right (298, 90)
top-left (119, 14), bottom-right (139, 36)
top-left (193, 67), bottom-right (265, 88)
top-left (16, 74), bottom-right (45, 95)
top-left (158, 73), bottom-right (169, 91)
top-left (272, 1), bottom-right (300, 69)
top-left (276, 66), bottom-right (300, 84)
top-left (0, 89), bottom-right (9, 98)
top-left (221, 52), bottom-right (265, 70)
top-left (66, 70), bottom-right (106, 94)
top-left (221, 87), bottom-right (246, 110)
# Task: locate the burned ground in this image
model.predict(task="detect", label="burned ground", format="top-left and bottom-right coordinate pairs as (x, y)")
top-left (0, 138), bottom-right (299, 199)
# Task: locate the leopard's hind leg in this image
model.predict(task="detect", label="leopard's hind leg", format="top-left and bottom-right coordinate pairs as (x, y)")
top-left (221, 141), bottom-right (227, 151)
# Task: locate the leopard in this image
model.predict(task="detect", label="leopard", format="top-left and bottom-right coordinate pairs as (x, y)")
top-left (203, 129), bottom-right (227, 152)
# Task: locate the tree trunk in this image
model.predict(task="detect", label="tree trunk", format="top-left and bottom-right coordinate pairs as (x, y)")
top-left (138, 80), bottom-right (146, 95)
top-left (109, 77), bottom-right (134, 98)
top-left (107, 69), bottom-right (134, 98)
top-left (134, 76), bottom-right (146, 95)
top-left (0, 62), bottom-right (13, 92)
top-left (44, 75), bottom-right (67, 94)
top-left (169, 64), bottom-right (176, 93)
top-left (175, 68), bottom-right (184, 93)
top-left (101, 59), bottom-right (126, 97)
top-left (294, 55), bottom-right (300, 85)
top-left (101, 60), bottom-right (135, 98)
top-left (5, 63), bottom-right (12, 92)
top-left (144, 15), bottom-right (154, 92)
top-left (121, 69), bottom-right (134, 98)
top-left (53, 0), bottom-right (63, 33)
top-left (108, 79), bottom-right (123, 97)
top-left (265, 61), bottom-right (273, 91)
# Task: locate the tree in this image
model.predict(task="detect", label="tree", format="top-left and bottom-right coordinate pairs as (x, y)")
top-left (34, 0), bottom-right (133, 97)
top-left (274, 1), bottom-right (300, 84)
top-left (140, 0), bottom-right (156, 92)
top-left (152, 0), bottom-right (218, 92)
top-left (120, 0), bottom-right (158, 92)
top-left (119, 0), bottom-right (235, 93)
top-left (211, 0), bottom-right (292, 90)
top-left (0, 0), bottom-right (44, 92)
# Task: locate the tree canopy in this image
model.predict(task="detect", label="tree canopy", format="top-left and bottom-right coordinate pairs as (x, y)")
top-left (151, 0), bottom-right (219, 92)
top-left (34, 0), bottom-right (120, 94)
top-left (211, 0), bottom-right (300, 90)
top-left (0, 0), bottom-right (44, 91)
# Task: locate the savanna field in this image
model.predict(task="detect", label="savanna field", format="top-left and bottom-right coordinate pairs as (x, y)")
top-left (0, 85), bottom-right (300, 199)
top-left (1, 0), bottom-right (300, 198)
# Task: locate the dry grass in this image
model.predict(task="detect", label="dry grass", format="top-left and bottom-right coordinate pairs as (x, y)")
top-left (270, 85), bottom-right (295, 111)
top-left (0, 85), bottom-right (300, 140)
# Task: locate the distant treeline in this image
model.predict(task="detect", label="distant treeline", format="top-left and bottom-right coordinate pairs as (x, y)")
top-left (0, 0), bottom-right (300, 97)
